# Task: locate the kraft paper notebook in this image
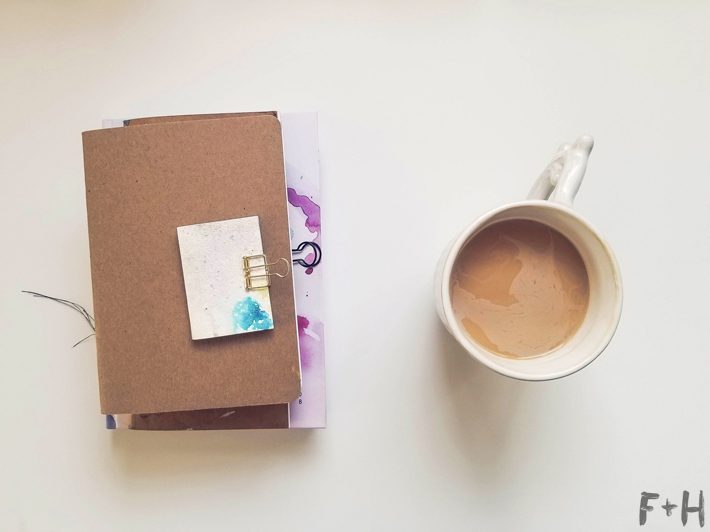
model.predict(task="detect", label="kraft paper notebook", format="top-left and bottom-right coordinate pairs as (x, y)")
top-left (101, 111), bottom-right (326, 430)
top-left (82, 115), bottom-right (301, 414)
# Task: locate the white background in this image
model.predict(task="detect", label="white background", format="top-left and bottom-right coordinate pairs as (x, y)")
top-left (1, 2), bottom-right (709, 531)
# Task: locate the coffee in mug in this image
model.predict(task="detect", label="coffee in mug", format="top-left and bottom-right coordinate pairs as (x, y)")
top-left (450, 218), bottom-right (590, 359)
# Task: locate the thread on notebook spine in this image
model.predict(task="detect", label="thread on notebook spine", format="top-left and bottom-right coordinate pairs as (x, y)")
top-left (21, 291), bottom-right (96, 347)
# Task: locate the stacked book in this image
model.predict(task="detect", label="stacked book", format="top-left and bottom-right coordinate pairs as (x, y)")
top-left (82, 112), bottom-right (325, 430)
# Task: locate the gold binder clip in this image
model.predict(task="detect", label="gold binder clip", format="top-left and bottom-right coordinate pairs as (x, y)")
top-left (243, 254), bottom-right (290, 290)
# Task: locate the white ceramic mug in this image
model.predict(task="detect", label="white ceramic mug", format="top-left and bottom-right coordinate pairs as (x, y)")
top-left (435, 136), bottom-right (622, 380)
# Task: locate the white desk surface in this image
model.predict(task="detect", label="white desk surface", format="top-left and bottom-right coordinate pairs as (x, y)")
top-left (2, 2), bottom-right (709, 531)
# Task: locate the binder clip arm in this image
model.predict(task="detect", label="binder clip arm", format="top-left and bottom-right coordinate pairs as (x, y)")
top-left (243, 254), bottom-right (290, 290)
top-left (291, 241), bottom-right (322, 269)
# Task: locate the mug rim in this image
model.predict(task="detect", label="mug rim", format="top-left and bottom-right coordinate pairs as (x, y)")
top-left (440, 199), bottom-right (623, 381)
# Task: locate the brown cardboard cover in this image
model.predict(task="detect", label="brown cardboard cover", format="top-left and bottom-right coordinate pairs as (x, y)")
top-left (124, 111), bottom-right (276, 126)
top-left (128, 404), bottom-right (289, 430)
top-left (123, 112), bottom-right (290, 430)
top-left (83, 115), bottom-right (301, 414)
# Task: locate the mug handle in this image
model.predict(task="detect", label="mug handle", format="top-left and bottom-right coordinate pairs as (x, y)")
top-left (527, 135), bottom-right (594, 207)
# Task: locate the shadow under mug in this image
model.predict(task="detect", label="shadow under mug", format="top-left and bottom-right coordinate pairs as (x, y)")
top-left (435, 136), bottom-right (623, 381)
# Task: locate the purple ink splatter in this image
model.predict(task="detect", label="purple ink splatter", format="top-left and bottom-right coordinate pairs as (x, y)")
top-left (297, 315), bottom-right (322, 369)
top-left (298, 315), bottom-right (310, 330)
top-left (304, 252), bottom-right (315, 275)
top-left (287, 187), bottom-right (321, 238)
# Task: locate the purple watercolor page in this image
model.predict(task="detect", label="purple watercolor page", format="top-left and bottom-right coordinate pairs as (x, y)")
top-left (282, 112), bottom-right (326, 428)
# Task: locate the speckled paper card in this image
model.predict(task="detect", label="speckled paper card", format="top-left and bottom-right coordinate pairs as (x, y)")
top-left (177, 216), bottom-right (274, 340)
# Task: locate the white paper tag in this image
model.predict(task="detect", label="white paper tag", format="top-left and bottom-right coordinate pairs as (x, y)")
top-left (177, 215), bottom-right (274, 340)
